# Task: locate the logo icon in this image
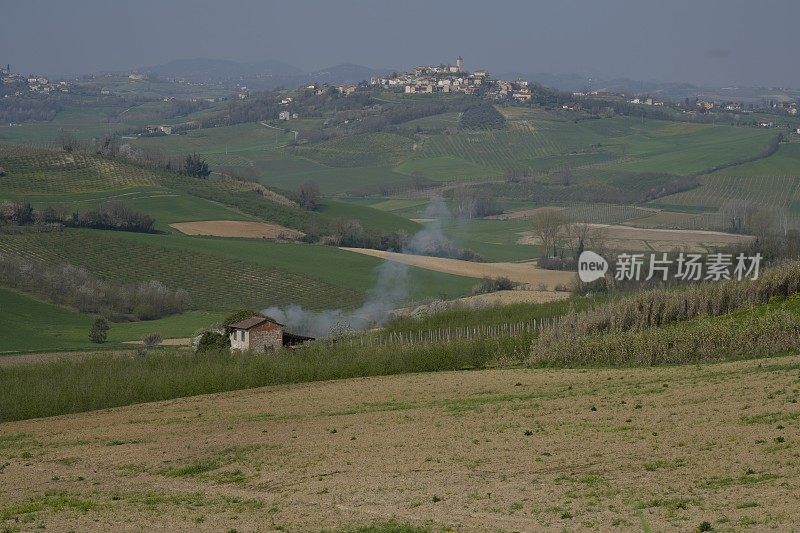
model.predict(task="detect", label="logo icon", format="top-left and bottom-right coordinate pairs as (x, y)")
top-left (578, 251), bottom-right (608, 282)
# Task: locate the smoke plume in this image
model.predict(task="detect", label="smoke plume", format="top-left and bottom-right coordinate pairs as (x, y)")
top-left (263, 197), bottom-right (459, 338)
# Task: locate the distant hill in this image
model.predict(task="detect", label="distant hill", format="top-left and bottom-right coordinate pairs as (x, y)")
top-left (141, 58), bottom-right (393, 89)
top-left (309, 62), bottom-right (393, 84)
top-left (497, 71), bottom-right (800, 103)
top-left (497, 71), bottom-right (705, 100)
top-left (143, 58), bottom-right (305, 87)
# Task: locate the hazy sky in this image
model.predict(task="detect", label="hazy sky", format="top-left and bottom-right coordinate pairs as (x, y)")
top-left (3, 0), bottom-right (799, 87)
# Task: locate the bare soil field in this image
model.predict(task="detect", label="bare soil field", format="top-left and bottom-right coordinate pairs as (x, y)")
top-left (169, 221), bottom-right (304, 240)
top-left (1, 355), bottom-right (799, 531)
top-left (519, 223), bottom-right (755, 253)
top-left (341, 248), bottom-right (574, 289)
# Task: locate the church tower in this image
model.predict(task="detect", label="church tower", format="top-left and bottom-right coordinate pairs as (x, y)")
top-left (456, 56), bottom-right (463, 71)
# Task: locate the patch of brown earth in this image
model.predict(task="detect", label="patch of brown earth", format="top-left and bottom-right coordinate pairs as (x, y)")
top-left (170, 220), bottom-right (304, 240)
top-left (1, 355), bottom-right (798, 531)
top-left (341, 247), bottom-right (574, 288)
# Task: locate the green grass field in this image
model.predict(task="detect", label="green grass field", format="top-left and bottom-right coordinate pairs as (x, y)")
top-left (0, 288), bottom-right (224, 352)
top-left (4, 97), bottom-right (786, 202)
top-left (0, 229), bottom-right (475, 310)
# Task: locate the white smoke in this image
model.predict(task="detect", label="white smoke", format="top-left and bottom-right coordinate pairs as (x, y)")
top-left (405, 196), bottom-right (453, 256)
top-left (263, 260), bottom-right (409, 338)
top-left (263, 196), bottom-right (460, 338)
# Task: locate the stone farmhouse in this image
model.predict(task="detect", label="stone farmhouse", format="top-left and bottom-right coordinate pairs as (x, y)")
top-left (228, 316), bottom-right (313, 352)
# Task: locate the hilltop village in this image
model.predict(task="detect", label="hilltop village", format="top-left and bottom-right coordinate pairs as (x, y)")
top-left (369, 56), bottom-right (533, 102)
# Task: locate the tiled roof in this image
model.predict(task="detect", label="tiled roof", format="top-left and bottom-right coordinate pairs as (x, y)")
top-left (228, 316), bottom-right (283, 330)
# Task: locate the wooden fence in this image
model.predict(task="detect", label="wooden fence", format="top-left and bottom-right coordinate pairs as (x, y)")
top-left (323, 317), bottom-right (557, 349)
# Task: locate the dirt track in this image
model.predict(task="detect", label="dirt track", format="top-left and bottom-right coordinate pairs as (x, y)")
top-left (170, 220), bottom-right (304, 240)
top-left (1, 355), bottom-right (798, 531)
top-left (341, 248), bottom-right (574, 289)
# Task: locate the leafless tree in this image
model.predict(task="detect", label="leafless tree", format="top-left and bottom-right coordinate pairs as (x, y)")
top-left (531, 209), bottom-right (567, 258)
top-left (297, 180), bottom-right (321, 210)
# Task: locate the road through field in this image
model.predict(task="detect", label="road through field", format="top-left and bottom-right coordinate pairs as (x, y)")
top-left (341, 247), bottom-right (574, 288)
top-left (1, 355), bottom-right (798, 531)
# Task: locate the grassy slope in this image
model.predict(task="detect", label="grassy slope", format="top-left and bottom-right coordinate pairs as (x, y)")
top-left (0, 288), bottom-right (92, 352)
top-left (0, 295), bottom-right (794, 420)
top-left (0, 288), bottom-right (223, 352)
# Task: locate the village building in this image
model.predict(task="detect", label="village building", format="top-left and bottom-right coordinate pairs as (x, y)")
top-left (278, 110), bottom-right (291, 120)
top-left (512, 87), bottom-right (532, 102)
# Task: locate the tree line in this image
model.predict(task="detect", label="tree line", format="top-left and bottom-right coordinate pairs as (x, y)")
top-left (0, 200), bottom-right (157, 233)
top-left (0, 253), bottom-right (189, 321)
top-left (0, 96), bottom-right (62, 122)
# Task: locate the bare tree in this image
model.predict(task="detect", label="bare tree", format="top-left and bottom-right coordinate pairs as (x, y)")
top-left (748, 208), bottom-right (776, 240)
top-left (531, 209), bottom-right (567, 258)
top-left (297, 180), bottom-right (321, 210)
top-left (566, 222), bottom-right (592, 258)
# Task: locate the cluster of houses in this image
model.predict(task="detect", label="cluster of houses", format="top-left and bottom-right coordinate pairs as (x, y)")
top-left (142, 121), bottom-right (198, 136)
top-left (0, 64), bottom-right (70, 97)
top-left (628, 96), bottom-right (665, 106)
top-left (695, 99), bottom-right (797, 116)
top-left (369, 57), bottom-right (533, 102)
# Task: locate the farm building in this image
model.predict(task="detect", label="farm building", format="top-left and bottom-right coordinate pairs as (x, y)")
top-left (228, 316), bottom-right (313, 352)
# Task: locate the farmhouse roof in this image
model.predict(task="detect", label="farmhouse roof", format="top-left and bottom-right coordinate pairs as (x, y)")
top-left (228, 316), bottom-right (283, 330)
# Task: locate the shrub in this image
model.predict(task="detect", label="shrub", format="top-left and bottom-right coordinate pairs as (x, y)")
top-left (142, 333), bottom-right (162, 347)
top-left (196, 331), bottom-right (230, 353)
top-left (182, 153), bottom-right (210, 178)
top-left (472, 276), bottom-right (515, 295)
top-left (89, 318), bottom-right (109, 344)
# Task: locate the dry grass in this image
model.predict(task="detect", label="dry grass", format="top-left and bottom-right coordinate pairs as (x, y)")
top-left (1, 356), bottom-right (799, 531)
top-left (531, 262), bottom-right (800, 366)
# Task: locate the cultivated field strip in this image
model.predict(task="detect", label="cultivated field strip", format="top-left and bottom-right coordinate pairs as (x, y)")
top-left (416, 130), bottom-right (567, 171)
top-left (0, 144), bottom-right (156, 194)
top-left (0, 232), bottom-right (363, 311)
top-left (562, 203), bottom-right (655, 225)
top-left (291, 132), bottom-right (413, 167)
top-left (660, 175), bottom-right (799, 210)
